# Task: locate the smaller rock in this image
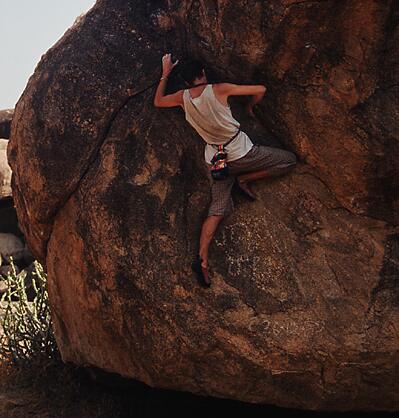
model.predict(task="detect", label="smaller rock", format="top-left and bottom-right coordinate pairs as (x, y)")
top-left (0, 233), bottom-right (25, 263)
top-left (0, 280), bottom-right (7, 295)
top-left (0, 139), bottom-right (12, 199)
top-left (0, 264), bottom-right (20, 277)
top-left (0, 109), bottom-right (13, 139)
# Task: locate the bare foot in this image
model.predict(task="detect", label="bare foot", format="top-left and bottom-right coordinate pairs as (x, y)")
top-left (237, 180), bottom-right (257, 200)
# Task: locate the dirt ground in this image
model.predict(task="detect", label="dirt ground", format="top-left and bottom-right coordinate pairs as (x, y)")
top-left (0, 354), bottom-right (397, 418)
top-left (0, 354), bottom-right (121, 418)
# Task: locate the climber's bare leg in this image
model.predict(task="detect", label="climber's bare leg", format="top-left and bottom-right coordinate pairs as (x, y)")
top-left (236, 169), bottom-right (270, 199)
top-left (199, 215), bottom-right (224, 268)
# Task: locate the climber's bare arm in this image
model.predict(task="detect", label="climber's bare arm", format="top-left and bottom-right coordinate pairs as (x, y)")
top-left (154, 53), bottom-right (183, 108)
top-left (214, 83), bottom-right (267, 117)
top-left (153, 86), bottom-right (184, 108)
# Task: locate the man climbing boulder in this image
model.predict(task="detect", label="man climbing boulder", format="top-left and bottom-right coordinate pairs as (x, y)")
top-left (7, 1), bottom-right (399, 410)
top-left (154, 54), bottom-right (297, 287)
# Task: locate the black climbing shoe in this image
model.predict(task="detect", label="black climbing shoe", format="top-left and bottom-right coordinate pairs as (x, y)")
top-left (191, 257), bottom-right (211, 288)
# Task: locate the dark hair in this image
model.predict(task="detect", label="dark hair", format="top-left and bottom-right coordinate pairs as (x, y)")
top-left (179, 59), bottom-right (205, 85)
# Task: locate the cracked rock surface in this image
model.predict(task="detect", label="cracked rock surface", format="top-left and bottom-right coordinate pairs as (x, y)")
top-left (6, 0), bottom-right (399, 411)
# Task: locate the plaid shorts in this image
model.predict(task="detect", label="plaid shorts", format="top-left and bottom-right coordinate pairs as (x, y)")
top-left (205, 144), bottom-right (297, 216)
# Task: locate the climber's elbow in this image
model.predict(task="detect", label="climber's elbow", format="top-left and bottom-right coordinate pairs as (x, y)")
top-left (260, 85), bottom-right (267, 95)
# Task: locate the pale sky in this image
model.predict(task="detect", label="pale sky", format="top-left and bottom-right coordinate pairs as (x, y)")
top-left (0, 0), bottom-right (96, 109)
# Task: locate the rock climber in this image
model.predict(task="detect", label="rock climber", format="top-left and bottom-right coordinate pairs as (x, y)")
top-left (153, 53), bottom-right (297, 288)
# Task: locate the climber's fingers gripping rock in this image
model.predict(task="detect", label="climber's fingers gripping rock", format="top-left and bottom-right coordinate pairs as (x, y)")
top-left (161, 53), bottom-right (179, 77)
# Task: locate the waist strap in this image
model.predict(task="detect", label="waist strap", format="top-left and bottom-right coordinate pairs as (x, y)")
top-left (210, 129), bottom-right (241, 150)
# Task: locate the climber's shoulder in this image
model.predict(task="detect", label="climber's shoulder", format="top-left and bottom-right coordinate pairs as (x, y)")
top-left (154, 89), bottom-right (184, 108)
top-left (213, 83), bottom-right (267, 97)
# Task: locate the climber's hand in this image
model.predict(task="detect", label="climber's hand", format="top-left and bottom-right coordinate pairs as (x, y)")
top-left (162, 53), bottom-right (179, 77)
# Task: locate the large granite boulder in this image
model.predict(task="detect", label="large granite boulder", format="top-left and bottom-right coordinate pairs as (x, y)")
top-left (6, 0), bottom-right (399, 411)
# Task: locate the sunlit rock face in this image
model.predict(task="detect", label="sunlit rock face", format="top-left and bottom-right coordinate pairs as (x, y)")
top-left (7, 0), bottom-right (399, 411)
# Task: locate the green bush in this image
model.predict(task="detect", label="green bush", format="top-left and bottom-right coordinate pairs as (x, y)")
top-left (0, 256), bottom-right (59, 363)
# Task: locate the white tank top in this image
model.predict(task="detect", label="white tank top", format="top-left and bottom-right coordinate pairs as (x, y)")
top-left (182, 84), bottom-right (253, 164)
